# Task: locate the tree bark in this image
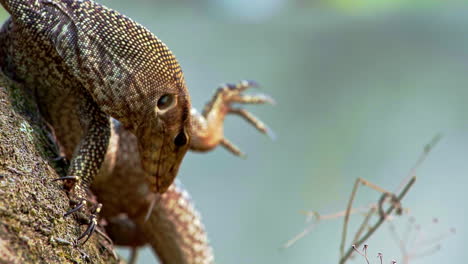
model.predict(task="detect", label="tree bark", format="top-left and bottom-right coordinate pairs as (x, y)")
top-left (0, 79), bottom-right (119, 264)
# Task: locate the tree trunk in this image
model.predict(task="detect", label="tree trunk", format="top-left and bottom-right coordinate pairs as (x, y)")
top-left (0, 78), bottom-right (119, 264)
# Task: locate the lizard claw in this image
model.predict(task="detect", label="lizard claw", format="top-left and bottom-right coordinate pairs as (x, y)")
top-left (52, 175), bottom-right (79, 182)
top-left (228, 108), bottom-right (276, 140)
top-left (218, 80), bottom-right (276, 140)
top-left (75, 203), bottom-right (102, 246)
top-left (62, 191), bottom-right (102, 246)
top-left (216, 81), bottom-right (275, 132)
top-left (53, 173), bottom-right (104, 246)
top-left (220, 80), bottom-right (275, 105)
top-left (221, 80), bottom-right (275, 134)
top-left (227, 80), bottom-right (259, 91)
top-left (52, 175), bottom-right (81, 192)
top-left (64, 200), bottom-right (86, 217)
top-left (220, 138), bottom-right (247, 158)
top-left (76, 215), bottom-right (97, 245)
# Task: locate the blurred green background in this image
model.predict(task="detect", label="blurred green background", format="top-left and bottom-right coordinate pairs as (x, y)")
top-left (1, 0), bottom-right (467, 263)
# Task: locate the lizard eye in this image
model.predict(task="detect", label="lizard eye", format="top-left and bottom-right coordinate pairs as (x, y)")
top-left (157, 94), bottom-right (175, 110)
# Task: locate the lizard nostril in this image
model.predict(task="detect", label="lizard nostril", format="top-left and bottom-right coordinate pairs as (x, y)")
top-left (174, 131), bottom-right (188, 147)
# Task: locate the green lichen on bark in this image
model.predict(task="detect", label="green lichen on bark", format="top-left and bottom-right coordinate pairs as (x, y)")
top-left (0, 77), bottom-right (120, 263)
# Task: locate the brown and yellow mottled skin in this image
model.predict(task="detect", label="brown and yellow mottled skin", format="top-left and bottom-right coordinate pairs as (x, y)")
top-left (95, 121), bottom-right (213, 264)
top-left (0, 0), bottom-right (273, 261)
top-left (94, 81), bottom-right (273, 263)
top-left (0, 0), bottom-right (191, 194)
top-left (0, 0), bottom-right (190, 243)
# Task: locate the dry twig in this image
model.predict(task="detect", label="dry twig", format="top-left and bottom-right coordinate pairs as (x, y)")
top-left (283, 134), bottom-right (443, 264)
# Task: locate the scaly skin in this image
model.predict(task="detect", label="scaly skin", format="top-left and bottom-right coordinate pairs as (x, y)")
top-left (0, 0), bottom-right (190, 243)
top-left (95, 122), bottom-right (215, 264)
top-left (93, 81), bottom-right (273, 263)
top-left (0, 0), bottom-right (274, 258)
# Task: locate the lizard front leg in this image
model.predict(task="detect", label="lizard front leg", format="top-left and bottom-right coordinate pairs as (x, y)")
top-left (190, 80), bottom-right (274, 157)
top-left (54, 92), bottom-right (110, 245)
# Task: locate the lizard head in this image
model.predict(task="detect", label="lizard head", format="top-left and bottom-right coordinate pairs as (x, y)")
top-left (135, 84), bottom-right (191, 194)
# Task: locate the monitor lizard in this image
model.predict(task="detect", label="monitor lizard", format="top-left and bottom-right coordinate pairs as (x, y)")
top-left (0, 0), bottom-right (273, 253)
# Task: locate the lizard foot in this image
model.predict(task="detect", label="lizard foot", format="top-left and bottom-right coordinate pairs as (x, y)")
top-left (53, 176), bottom-right (102, 245)
top-left (65, 199), bottom-right (102, 245)
top-left (220, 80), bottom-right (275, 135)
top-left (193, 80), bottom-right (275, 157)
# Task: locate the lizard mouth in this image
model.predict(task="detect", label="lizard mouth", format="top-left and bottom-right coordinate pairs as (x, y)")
top-left (150, 141), bottom-right (181, 193)
top-left (137, 119), bottom-right (187, 193)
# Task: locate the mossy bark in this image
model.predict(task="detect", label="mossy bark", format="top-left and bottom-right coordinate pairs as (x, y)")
top-left (0, 78), bottom-right (120, 264)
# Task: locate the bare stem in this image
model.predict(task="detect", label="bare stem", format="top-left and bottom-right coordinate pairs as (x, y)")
top-left (340, 178), bottom-right (390, 258)
top-left (340, 178), bottom-right (361, 258)
top-left (353, 206), bottom-right (376, 244)
top-left (396, 134), bottom-right (441, 193)
top-left (339, 177), bottom-right (416, 264)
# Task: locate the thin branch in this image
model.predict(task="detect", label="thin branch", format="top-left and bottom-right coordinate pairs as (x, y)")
top-left (408, 244), bottom-right (441, 260)
top-left (340, 178), bottom-right (360, 258)
top-left (388, 222), bottom-right (407, 257)
top-left (413, 230), bottom-right (454, 249)
top-left (391, 216), bottom-right (455, 263)
top-left (339, 176), bottom-right (416, 264)
top-left (353, 206), bottom-right (377, 244)
top-left (395, 134), bottom-right (441, 193)
top-left (283, 205), bottom-right (374, 249)
top-left (402, 217), bottom-right (415, 246)
top-left (340, 178), bottom-right (390, 258)
top-left (360, 179), bottom-right (392, 196)
top-left (282, 221), bottom-right (319, 249)
top-left (303, 206), bottom-right (370, 221)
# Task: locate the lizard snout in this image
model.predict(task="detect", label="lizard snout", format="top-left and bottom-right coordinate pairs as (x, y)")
top-left (137, 122), bottom-right (190, 194)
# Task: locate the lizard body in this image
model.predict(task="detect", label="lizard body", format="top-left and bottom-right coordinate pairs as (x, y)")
top-left (0, 0), bottom-right (274, 258)
top-left (0, 0), bottom-right (191, 242)
top-left (0, 0), bottom-right (191, 193)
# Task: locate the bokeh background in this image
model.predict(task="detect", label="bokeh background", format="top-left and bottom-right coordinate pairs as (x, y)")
top-left (1, 0), bottom-right (467, 263)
